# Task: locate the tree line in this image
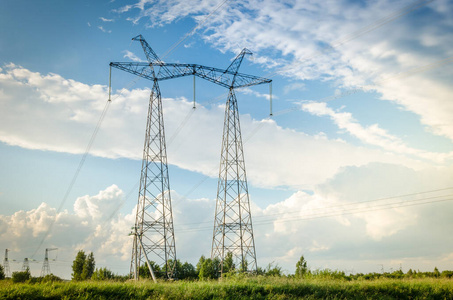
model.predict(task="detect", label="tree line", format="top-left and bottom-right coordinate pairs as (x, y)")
top-left (1, 252), bottom-right (452, 282)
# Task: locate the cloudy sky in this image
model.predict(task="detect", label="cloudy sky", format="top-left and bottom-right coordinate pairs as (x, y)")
top-left (1, 0), bottom-right (452, 279)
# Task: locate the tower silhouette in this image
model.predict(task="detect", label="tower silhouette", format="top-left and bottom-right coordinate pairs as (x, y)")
top-left (211, 50), bottom-right (261, 274)
top-left (41, 248), bottom-right (58, 277)
top-left (22, 258), bottom-right (29, 271)
top-left (110, 35), bottom-right (271, 279)
top-left (3, 249), bottom-right (10, 277)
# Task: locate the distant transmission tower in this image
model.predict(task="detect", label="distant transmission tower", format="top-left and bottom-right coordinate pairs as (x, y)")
top-left (22, 258), bottom-right (29, 271)
top-left (3, 249), bottom-right (10, 277)
top-left (110, 35), bottom-right (270, 279)
top-left (41, 248), bottom-right (58, 277)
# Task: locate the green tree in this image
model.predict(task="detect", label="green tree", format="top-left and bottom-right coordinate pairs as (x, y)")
top-left (139, 262), bottom-right (161, 279)
top-left (295, 255), bottom-right (308, 278)
top-left (265, 262), bottom-right (283, 277)
top-left (223, 252), bottom-right (235, 274)
top-left (196, 255), bottom-right (206, 275)
top-left (434, 267), bottom-right (440, 278)
top-left (0, 264), bottom-right (5, 280)
top-left (72, 250), bottom-right (86, 281)
top-left (82, 252), bottom-right (95, 280)
top-left (41, 274), bottom-right (62, 282)
top-left (180, 261), bottom-right (197, 280)
top-left (92, 267), bottom-right (115, 280)
top-left (198, 258), bottom-right (221, 280)
top-left (12, 268), bottom-right (31, 283)
top-left (169, 259), bottom-right (197, 280)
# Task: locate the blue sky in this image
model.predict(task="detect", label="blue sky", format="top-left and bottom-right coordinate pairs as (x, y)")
top-left (1, 0), bottom-right (453, 279)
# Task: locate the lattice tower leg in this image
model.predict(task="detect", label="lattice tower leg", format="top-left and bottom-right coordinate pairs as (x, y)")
top-left (41, 257), bottom-right (50, 277)
top-left (211, 88), bottom-right (257, 275)
top-left (130, 80), bottom-right (177, 279)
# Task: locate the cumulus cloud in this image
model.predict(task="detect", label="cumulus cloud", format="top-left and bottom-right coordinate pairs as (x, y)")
top-left (0, 64), bottom-right (442, 190)
top-left (1, 162), bottom-right (453, 278)
top-left (252, 162), bottom-right (453, 273)
top-left (0, 185), bottom-right (130, 278)
top-left (0, 185), bottom-right (214, 278)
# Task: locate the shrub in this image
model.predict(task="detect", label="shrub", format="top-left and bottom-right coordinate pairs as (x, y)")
top-left (12, 269), bottom-right (31, 283)
top-left (42, 274), bottom-right (63, 282)
top-left (0, 264), bottom-right (5, 280)
top-left (442, 270), bottom-right (453, 278)
top-left (92, 267), bottom-right (115, 281)
top-left (295, 255), bottom-right (308, 278)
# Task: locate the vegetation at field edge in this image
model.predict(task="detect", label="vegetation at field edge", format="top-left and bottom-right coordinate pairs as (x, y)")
top-left (1, 276), bottom-right (453, 299)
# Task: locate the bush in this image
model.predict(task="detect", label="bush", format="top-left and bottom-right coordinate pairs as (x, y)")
top-left (92, 267), bottom-right (115, 281)
top-left (198, 258), bottom-right (221, 280)
top-left (442, 270), bottom-right (453, 278)
top-left (0, 264), bottom-right (5, 280)
top-left (12, 269), bottom-right (31, 283)
top-left (42, 274), bottom-right (63, 282)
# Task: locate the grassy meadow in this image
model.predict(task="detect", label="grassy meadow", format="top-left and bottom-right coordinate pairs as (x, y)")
top-left (1, 276), bottom-right (453, 299)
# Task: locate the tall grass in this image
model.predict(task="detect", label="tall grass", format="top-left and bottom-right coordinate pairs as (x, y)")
top-left (1, 276), bottom-right (452, 299)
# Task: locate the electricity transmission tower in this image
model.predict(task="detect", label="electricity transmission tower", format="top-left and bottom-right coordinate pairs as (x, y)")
top-left (22, 258), bottom-right (29, 271)
top-left (3, 249), bottom-right (10, 278)
top-left (211, 49), bottom-right (266, 274)
top-left (41, 248), bottom-right (58, 277)
top-left (110, 35), bottom-right (271, 279)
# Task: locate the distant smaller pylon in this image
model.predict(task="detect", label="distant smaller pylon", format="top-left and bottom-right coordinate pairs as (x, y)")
top-left (22, 258), bottom-right (29, 271)
top-left (41, 248), bottom-right (58, 277)
top-left (3, 249), bottom-right (10, 277)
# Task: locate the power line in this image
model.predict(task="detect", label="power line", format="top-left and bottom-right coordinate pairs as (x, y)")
top-left (175, 192), bottom-right (453, 233)
top-left (174, 187), bottom-right (453, 227)
top-left (77, 51), bottom-right (453, 239)
top-left (29, 4), bottom-right (233, 256)
top-left (31, 99), bottom-right (111, 259)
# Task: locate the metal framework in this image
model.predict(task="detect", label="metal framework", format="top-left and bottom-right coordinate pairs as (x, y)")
top-left (41, 248), bottom-right (57, 277)
top-left (211, 49), bottom-right (263, 274)
top-left (110, 35), bottom-right (271, 279)
top-left (3, 249), bottom-right (10, 278)
top-left (22, 258), bottom-right (29, 271)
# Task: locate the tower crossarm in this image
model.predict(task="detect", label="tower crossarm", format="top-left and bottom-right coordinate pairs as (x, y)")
top-left (110, 62), bottom-right (271, 89)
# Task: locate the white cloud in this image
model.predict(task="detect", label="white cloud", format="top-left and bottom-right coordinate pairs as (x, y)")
top-left (0, 185), bottom-right (130, 278)
top-left (117, 0), bottom-right (453, 143)
top-left (1, 163), bottom-right (452, 278)
top-left (252, 162), bottom-right (453, 273)
top-left (97, 26), bottom-right (112, 33)
top-left (301, 101), bottom-right (453, 163)
top-left (0, 64), bottom-right (445, 191)
top-left (100, 17), bottom-right (114, 22)
top-left (117, 0), bottom-right (220, 27)
top-left (74, 185), bottom-right (124, 221)
top-left (122, 50), bottom-right (145, 62)
top-left (283, 82), bottom-right (306, 95)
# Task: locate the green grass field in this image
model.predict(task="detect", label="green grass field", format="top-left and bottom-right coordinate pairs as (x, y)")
top-left (1, 277), bottom-right (453, 299)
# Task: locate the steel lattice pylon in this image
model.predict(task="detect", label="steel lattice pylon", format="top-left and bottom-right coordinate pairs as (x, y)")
top-left (22, 258), bottom-right (29, 271)
top-left (130, 79), bottom-right (177, 279)
top-left (41, 248), bottom-right (57, 277)
top-left (3, 249), bottom-right (10, 278)
top-left (211, 87), bottom-right (257, 273)
top-left (110, 35), bottom-right (271, 279)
